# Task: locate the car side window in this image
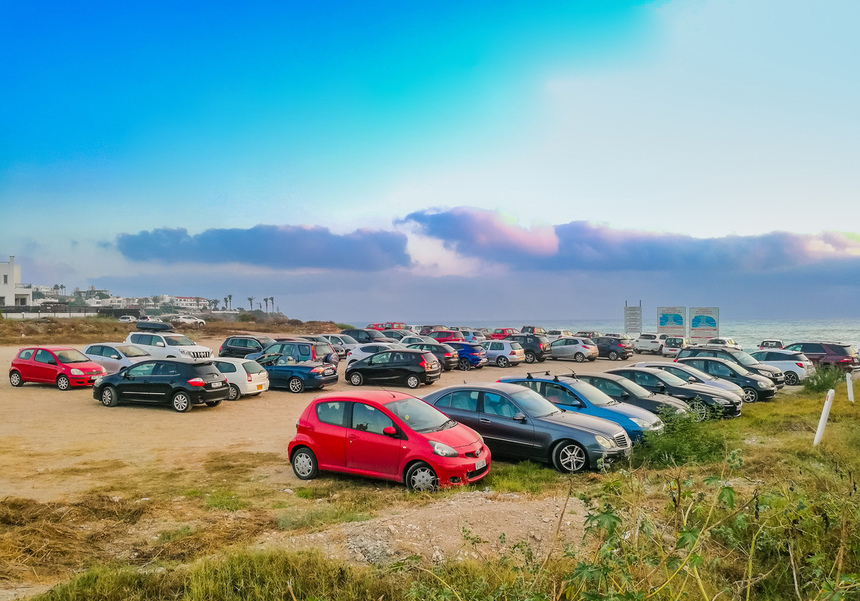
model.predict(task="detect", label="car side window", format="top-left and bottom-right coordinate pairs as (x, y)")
top-left (156, 363), bottom-right (182, 377)
top-left (34, 349), bottom-right (55, 364)
top-left (18, 349), bottom-right (34, 360)
top-left (215, 361), bottom-right (237, 373)
top-left (599, 380), bottom-right (624, 397)
top-left (316, 401), bottom-right (347, 427)
top-left (450, 390), bottom-right (479, 412)
top-left (491, 342), bottom-right (503, 351)
top-left (802, 343), bottom-right (824, 354)
top-left (351, 403), bottom-right (393, 435)
top-left (482, 392), bottom-right (517, 418)
top-left (684, 361), bottom-right (705, 372)
top-left (370, 352), bottom-right (391, 364)
top-left (127, 363), bottom-right (157, 377)
top-left (544, 383), bottom-right (581, 406)
top-left (633, 372), bottom-right (657, 386)
top-left (710, 363), bottom-right (732, 377)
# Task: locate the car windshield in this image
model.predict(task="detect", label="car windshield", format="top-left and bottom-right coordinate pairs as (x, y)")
top-left (653, 371), bottom-right (688, 386)
top-left (735, 352), bottom-right (759, 366)
top-left (118, 345), bottom-right (149, 357)
top-left (385, 398), bottom-right (452, 432)
top-left (510, 388), bottom-right (560, 418)
top-left (725, 362), bottom-right (749, 375)
top-left (366, 330), bottom-right (386, 341)
top-left (259, 337), bottom-right (277, 347)
top-left (568, 380), bottom-right (617, 406)
top-left (339, 335), bottom-right (358, 345)
top-left (165, 335), bottom-right (196, 347)
top-left (55, 349), bottom-right (90, 363)
top-left (616, 379), bottom-right (653, 398)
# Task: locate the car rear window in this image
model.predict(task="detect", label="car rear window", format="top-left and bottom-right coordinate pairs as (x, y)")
top-left (421, 352), bottom-right (437, 363)
top-left (510, 342), bottom-right (523, 350)
top-left (243, 361), bottom-right (265, 374)
top-left (468, 344), bottom-right (483, 352)
top-left (828, 345), bottom-right (854, 356)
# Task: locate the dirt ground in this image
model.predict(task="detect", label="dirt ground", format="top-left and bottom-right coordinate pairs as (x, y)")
top-left (0, 336), bottom-right (619, 599)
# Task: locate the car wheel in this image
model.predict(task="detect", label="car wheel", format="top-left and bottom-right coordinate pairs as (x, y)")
top-left (689, 399), bottom-right (709, 422)
top-left (288, 377), bottom-right (305, 393)
top-left (608, 351), bottom-right (619, 361)
top-left (405, 374), bottom-right (421, 389)
top-left (458, 357), bottom-right (471, 371)
top-left (496, 355), bottom-right (509, 368)
top-left (537, 357), bottom-right (546, 362)
top-left (525, 351), bottom-right (536, 364)
top-left (291, 447), bottom-right (319, 480)
top-left (56, 375), bottom-right (71, 391)
top-left (171, 391), bottom-right (193, 412)
top-left (405, 462), bottom-right (438, 492)
top-left (574, 353), bottom-right (585, 363)
top-left (9, 370), bottom-right (23, 387)
top-left (742, 387), bottom-right (759, 403)
top-left (349, 372), bottom-right (364, 386)
top-left (100, 386), bottom-right (119, 407)
top-left (205, 399), bottom-right (222, 407)
top-left (784, 371), bottom-right (799, 386)
top-left (227, 384), bottom-right (241, 400)
top-left (552, 441), bottom-right (588, 473)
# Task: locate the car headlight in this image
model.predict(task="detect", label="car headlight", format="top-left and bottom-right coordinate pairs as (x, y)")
top-left (71, 368), bottom-right (84, 376)
top-left (758, 380), bottom-right (772, 389)
top-left (595, 435), bottom-right (614, 449)
top-left (93, 377), bottom-right (103, 386)
top-left (429, 441), bottom-right (458, 457)
top-left (630, 418), bottom-right (649, 428)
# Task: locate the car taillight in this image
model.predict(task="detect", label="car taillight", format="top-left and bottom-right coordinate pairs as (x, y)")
top-left (419, 358), bottom-right (427, 368)
top-left (187, 377), bottom-right (205, 387)
top-left (445, 352), bottom-right (454, 357)
top-left (310, 367), bottom-right (324, 373)
top-left (247, 373), bottom-right (253, 382)
top-left (795, 362), bottom-right (805, 368)
top-left (838, 357), bottom-right (852, 363)
top-left (509, 350), bottom-right (516, 355)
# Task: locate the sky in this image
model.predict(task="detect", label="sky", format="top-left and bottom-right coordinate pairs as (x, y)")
top-left (1, 0), bottom-right (859, 324)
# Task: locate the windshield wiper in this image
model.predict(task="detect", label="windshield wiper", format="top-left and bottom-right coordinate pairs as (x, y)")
top-left (437, 418), bottom-right (457, 430)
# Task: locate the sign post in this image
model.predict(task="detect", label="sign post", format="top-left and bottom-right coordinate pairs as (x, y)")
top-left (689, 307), bottom-right (720, 345)
top-left (656, 306), bottom-right (686, 338)
top-left (624, 301), bottom-right (642, 335)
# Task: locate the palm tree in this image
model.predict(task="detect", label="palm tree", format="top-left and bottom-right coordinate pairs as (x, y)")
top-left (223, 297), bottom-right (228, 310)
top-left (263, 297), bottom-right (269, 313)
top-left (247, 296), bottom-right (255, 312)
top-left (268, 297), bottom-right (275, 313)
top-left (227, 294), bottom-right (233, 310)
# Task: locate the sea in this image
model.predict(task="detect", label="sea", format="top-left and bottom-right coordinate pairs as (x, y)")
top-left (382, 318), bottom-right (860, 351)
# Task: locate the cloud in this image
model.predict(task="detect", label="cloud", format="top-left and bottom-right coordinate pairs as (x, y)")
top-left (403, 207), bottom-right (860, 273)
top-left (114, 225), bottom-right (411, 271)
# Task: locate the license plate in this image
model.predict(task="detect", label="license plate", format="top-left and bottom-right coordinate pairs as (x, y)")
top-left (211, 381), bottom-right (222, 388)
top-left (474, 459), bottom-right (486, 470)
top-left (256, 384), bottom-right (263, 390)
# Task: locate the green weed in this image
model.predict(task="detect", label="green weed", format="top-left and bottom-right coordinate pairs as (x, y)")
top-left (803, 366), bottom-right (846, 394)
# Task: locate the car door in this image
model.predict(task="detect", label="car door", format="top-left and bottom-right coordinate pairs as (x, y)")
top-left (117, 361), bottom-right (159, 401)
top-left (311, 400), bottom-right (350, 470)
top-left (98, 346), bottom-right (125, 374)
top-left (364, 352), bottom-right (394, 383)
top-left (32, 349), bottom-right (59, 383)
top-left (478, 391), bottom-right (536, 459)
top-left (346, 403), bottom-right (402, 475)
top-left (146, 361), bottom-right (182, 404)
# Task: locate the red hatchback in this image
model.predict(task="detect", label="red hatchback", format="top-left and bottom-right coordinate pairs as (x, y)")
top-left (288, 391), bottom-right (490, 491)
top-left (10, 346), bottom-right (107, 390)
top-left (490, 327), bottom-right (520, 340)
top-left (427, 329), bottom-right (465, 344)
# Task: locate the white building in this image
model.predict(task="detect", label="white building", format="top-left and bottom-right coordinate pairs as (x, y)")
top-left (0, 256), bottom-right (32, 307)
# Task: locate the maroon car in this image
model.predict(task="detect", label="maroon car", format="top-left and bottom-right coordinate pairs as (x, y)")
top-left (9, 346), bottom-right (106, 390)
top-left (783, 342), bottom-right (859, 372)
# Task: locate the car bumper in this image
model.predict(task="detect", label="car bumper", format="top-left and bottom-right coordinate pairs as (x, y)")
top-left (590, 447), bottom-right (631, 468)
top-left (192, 387), bottom-right (231, 403)
top-left (432, 448), bottom-right (491, 488)
top-left (307, 372), bottom-right (339, 390)
top-left (240, 380), bottom-right (270, 395)
top-left (468, 356), bottom-right (488, 367)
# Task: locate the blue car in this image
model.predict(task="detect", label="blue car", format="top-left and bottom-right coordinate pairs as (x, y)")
top-left (499, 374), bottom-right (663, 441)
top-left (446, 341), bottom-right (489, 370)
top-left (256, 353), bottom-right (338, 393)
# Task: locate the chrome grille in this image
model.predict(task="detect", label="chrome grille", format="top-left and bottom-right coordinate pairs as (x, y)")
top-left (191, 350), bottom-right (211, 358)
top-left (614, 432), bottom-right (630, 448)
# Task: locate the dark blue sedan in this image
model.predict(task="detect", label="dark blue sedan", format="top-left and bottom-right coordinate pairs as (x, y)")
top-left (256, 354), bottom-right (338, 393)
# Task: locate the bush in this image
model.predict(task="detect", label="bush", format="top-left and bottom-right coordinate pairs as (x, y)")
top-left (236, 312), bottom-right (258, 323)
top-left (802, 366), bottom-right (844, 394)
top-left (636, 410), bottom-right (728, 467)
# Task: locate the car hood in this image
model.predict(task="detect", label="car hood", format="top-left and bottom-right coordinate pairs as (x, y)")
top-left (674, 382), bottom-right (735, 399)
top-left (700, 378), bottom-right (744, 394)
top-left (537, 410), bottom-right (623, 437)
top-left (645, 393), bottom-right (691, 411)
top-left (602, 402), bottom-right (662, 424)
top-left (420, 423), bottom-right (483, 448)
top-left (746, 363), bottom-right (780, 375)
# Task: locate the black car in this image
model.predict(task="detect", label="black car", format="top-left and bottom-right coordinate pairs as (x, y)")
top-left (606, 366), bottom-right (742, 421)
top-left (405, 342), bottom-right (459, 371)
top-left (594, 336), bottom-right (634, 361)
top-left (93, 359), bottom-right (229, 412)
top-left (256, 354), bottom-right (338, 393)
top-left (345, 349), bottom-right (441, 389)
top-left (576, 373), bottom-right (691, 416)
top-left (677, 357), bottom-right (776, 403)
top-left (422, 383), bottom-right (631, 473)
top-left (218, 335), bottom-right (277, 358)
top-left (675, 346), bottom-right (785, 388)
top-left (505, 334), bottom-right (551, 363)
top-left (340, 328), bottom-right (398, 344)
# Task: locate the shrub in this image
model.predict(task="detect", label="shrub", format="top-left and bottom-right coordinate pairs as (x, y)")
top-left (236, 312), bottom-right (258, 323)
top-left (636, 410), bottom-right (728, 467)
top-left (802, 366), bottom-right (844, 394)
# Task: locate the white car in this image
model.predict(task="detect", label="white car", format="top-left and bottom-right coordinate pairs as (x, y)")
top-left (545, 329), bottom-right (574, 341)
top-left (212, 358), bottom-right (269, 399)
top-left (83, 343), bottom-right (152, 374)
top-left (633, 333), bottom-right (669, 354)
top-left (320, 333), bottom-right (360, 358)
top-left (749, 349), bottom-right (814, 386)
top-left (117, 315), bottom-right (137, 323)
top-left (706, 337), bottom-right (742, 350)
top-left (172, 315), bottom-right (206, 328)
top-left (125, 331), bottom-right (212, 359)
top-left (662, 337), bottom-right (692, 358)
top-left (345, 342), bottom-right (405, 365)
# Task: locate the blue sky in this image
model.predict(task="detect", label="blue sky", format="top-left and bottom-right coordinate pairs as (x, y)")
top-left (2, 0), bottom-right (858, 322)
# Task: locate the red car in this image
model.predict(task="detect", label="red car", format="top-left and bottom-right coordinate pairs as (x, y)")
top-left (427, 329), bottom-right (465, 344)
top-left (367, 322), bottom-right (408, 331)
top-left (490, 327), bottom-right (520, 340)
top-left (9, 346), bottom-right (107, 390)
top-left (288, 391), bottom-right (490, 491)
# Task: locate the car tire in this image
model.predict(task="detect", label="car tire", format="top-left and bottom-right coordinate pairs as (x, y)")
top-left (405, 461), bottom-right (438, 492)
top-left (742, 387), bottom-right (759, 403)
top-left (205, 399), bottom-right (222, 407)
top-left (100, 386), bottom-right (119, 407)
top-left (689, 399), bottom-right (709, 421)
top-left (171, 391), bottom-right (193, 412)
top-left (537, 357), bottom-right (546, 362)
top-left (349, 372), bottom-right (364, 386)
top-left (525, 351), bottom-right (536, 364)
top-left (574, 353), bottom-right (585, 363)
top-left (291, 447), bottom-right (319, 480)
top-left (9, 370), bottom-right (23, 387)
top-left (608, 351), bottom-right (619, 361)
top-left (458, 357), bottom-right (471, 371)
top-left (227, 384), bottom-right (241, 401)
top-left (784, 371), bottom-right (799, 386)
top-left (56, 375), bottom-right (71, 391)
top-left (288, 377), bottom-right (305, 393)
top-left (405, 374), bottom-right (420, 389)
top-left (552, 440), bottom-right (588, 473)
top-left (496, 355), bottom-right (509, 368)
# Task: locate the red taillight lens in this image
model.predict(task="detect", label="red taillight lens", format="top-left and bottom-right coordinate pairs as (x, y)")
top-left (839, 357), bottom-right (851, 363)
top-left (795, 362), bottom-right (805, 368)
top-left (187, 377), bottom-right (205, 387)
top-left (310, 367), bottom-right (323, 373)
top-left (509, 350), bottom-right (516, 355)
top-left (419, 358), bottom-right (427, 368)
top-left (247, 373), bottom-right (253, 382)
top-left (445, 352), bottom-right (454, 357)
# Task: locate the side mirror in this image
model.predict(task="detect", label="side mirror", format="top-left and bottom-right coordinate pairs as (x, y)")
top-left (156, 341), bottom-right (165, 347)
top-left (513, 412), bottom-right (527, 422)
top-left (122, 371), bottom-right (131, 379)
top-left (620, 392), bottom-right (630, 399)
top-left (383, 426), bottom-right (397, 437)
top-left (111, 354), bottom-right (121, 360)
top-left (688, 376), bottom-right (696, 383)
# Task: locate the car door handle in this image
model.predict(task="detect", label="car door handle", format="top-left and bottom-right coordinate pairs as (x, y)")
top-left (479, 419), bottom-right (491, 424)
